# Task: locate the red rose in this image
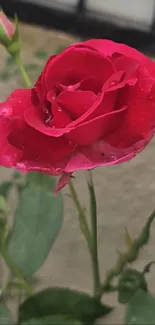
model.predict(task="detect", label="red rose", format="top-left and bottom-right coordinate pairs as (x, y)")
top-left (1, 39), bottom-right (155, 189)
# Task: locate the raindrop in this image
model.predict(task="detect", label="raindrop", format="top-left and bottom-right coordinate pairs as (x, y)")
top-left (110, 80), bottom-right (117, 87)
top-left (55, 168), bottom-right (62, 174)
top-left (68, 85), bottom-right (74, 91)
top-left (17, 162), bottom-right (26, 170)
top-left (110, 154), bottom-right (117, 160)
top-left (58, 106), bottom-right (62, 112)
top-left (52, 95), bottom-right (56, 100)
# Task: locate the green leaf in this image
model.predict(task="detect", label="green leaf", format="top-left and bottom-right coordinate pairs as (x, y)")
top-left (125, 289), bottom-right (155, 324)
top-left (118, 268), bottom-right (147, 304)
top-left (0, 216), bottom-right (7, 248)
top-left (7, 172), bottom-right (63, 277)
top-left (0, 181), bottom-right (12, 198)
top-left (19, 287), bottom-right (112, 323)
top-left (0, 304), bottom-right (12, 324)
top-left (34, 50), bottom-right (48, 60)
top-left (21, 315), bottom-right (82, 325)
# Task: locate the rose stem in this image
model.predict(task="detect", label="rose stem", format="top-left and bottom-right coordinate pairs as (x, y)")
top-left (14, 54), bottom-right (32, 88)
top-left (68, 180), bottom-right (92, 254)
top-left (1, 246), bottom-right (33, 296)
top-left (86, 170), bottom-right (101, 297)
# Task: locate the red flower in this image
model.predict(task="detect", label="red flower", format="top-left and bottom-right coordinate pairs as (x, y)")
top-left (1, 40), bottom-right (155, 189)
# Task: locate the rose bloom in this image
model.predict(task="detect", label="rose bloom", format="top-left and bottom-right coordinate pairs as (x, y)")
top-left (1, 40), bottom-right (155, 189)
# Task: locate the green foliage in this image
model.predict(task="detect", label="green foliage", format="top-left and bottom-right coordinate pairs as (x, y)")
top-left (0, 216), bottom-right (7, 248)
top-left (19, 287), bottom-right (112, 324)
top-left (7, 172), bottom-right (63, 277)
top-left (0, 304), bottom-right (12, 324)
top-left (21, 315), bottom-right (82, 324)
top-left (0, 181), bottom-right (13, 198)
top-left (125, 289), bottom-right (155, 324)
top-left (118, 268), bottom-right (147, 304)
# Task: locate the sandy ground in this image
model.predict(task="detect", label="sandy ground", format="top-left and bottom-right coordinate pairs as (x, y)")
top-left (1, 23), bottom-right (155, 324)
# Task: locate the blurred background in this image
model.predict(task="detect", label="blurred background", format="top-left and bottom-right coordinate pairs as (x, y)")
top-left (1, 0), bottom-right (155, 53)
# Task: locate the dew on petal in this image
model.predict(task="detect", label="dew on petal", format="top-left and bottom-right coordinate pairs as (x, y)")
top-left (0, 104), bottom-right (12, 117)
top-left (58, 106), bottom-right (62, 112)
top-left (54, 167), bottom-right (63, 175)
top-left (17, 162), bottom-right (27, 170)
top-left (68, 85), bottom-right (74, 91)
top-left (109, 80), bottom-right (117, 87)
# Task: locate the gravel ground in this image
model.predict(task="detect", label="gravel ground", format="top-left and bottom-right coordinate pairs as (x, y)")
top-left (1, 22), bottom-right (155, 324)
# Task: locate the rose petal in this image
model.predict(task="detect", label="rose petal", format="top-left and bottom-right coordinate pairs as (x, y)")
top-left (0, 117), bottom-right (22, 167)
top-left (45, 47), bottom-right (115, 90)
top-left (105, 67), bottom-right (155, 148)
top-left (54, 172), bottom-right (71, 194)
top-left (24, 105), bottom-right (73, 137)
top-left (0, 89), bottom-right (32, 119)
top-left (64, 135), bottom-right (153, 173)
top-left (9, 122), bottom-right (76, 172)
top-left (58, 90), bottom-right (97, 119)
top-left (67, 105), bottom-right (127, 145)
top-left (84, 39), bottom-right (155, 77)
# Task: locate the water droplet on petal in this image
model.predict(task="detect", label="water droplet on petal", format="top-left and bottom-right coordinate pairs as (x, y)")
top-left (0, 104), bottom-right (12, 117)
top-left (52, 95), bottom-right (56, 100)
top-left (17, 162), bottom-right (26, 170)
top-left (55, 168), bottom-right (63, 174)
top-left (68, 85), bottom-right (74, 91)
top-left (58, 106), bottom-right (62, 112)
top-left (110, 80), bottom-right (117, 87)
top-left (52, 125), bottom-right (56, 128)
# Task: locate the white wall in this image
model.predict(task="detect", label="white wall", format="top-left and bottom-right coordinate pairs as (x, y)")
top-left (20, 0), bottom-right (155, 31)
top-left (86, 0), bottom-right (155, 31)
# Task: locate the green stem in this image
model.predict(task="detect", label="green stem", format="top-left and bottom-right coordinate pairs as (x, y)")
top-left (68, 181), bottom-right (92, 253)
top-left (1, 247), bottom-right (33, 297)
top-left (86, 170), bottom-right (101, 297)
top-left (14, 54), bottom-right (32, 88)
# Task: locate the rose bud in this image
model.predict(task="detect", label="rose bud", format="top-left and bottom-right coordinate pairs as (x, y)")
top-left (0, 10), bottom-right (20, 56)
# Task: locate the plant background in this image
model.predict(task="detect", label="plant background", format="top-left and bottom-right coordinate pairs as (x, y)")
top-left (0, 22), bottom-right (155, 324)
